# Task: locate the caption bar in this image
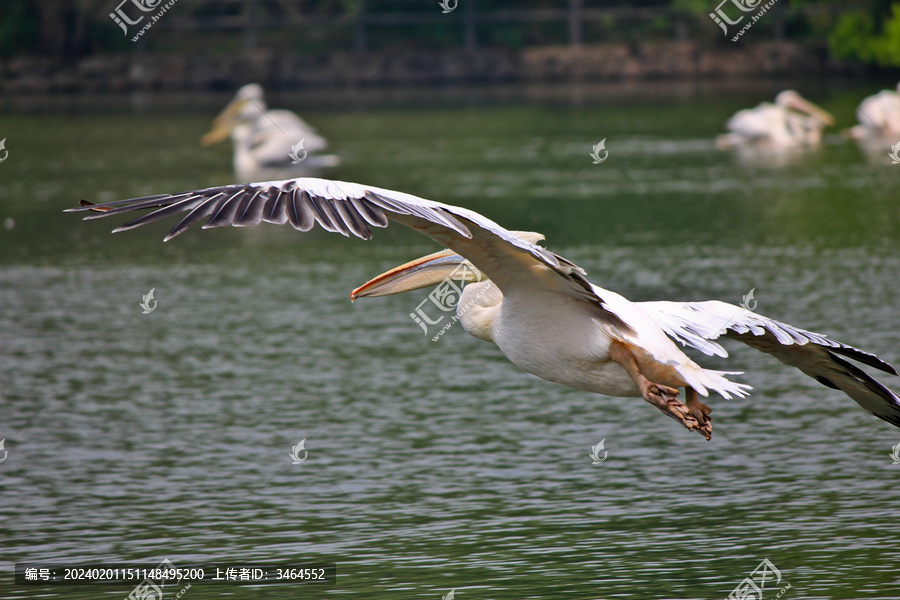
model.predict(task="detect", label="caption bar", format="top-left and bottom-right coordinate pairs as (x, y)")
top-left (15, 562), bottom-right (336, 586)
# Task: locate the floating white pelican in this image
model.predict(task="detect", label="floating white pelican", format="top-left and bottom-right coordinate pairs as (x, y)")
top-left (201, 83), bottom-right (339, 182)
top-left (848, 83), bottom-right (900, 140)
top-left (718, 90), bottom-right (835, 149)
top-left (848, 83), bottom-right (900, 164)
top-left (69, 179), bottom-right (900, 438)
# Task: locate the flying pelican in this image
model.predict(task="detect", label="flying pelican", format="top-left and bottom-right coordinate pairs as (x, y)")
top-left (201, 83), bottom-right (339, 182)
top-left (717, 91), bottom-right (835, 149)
top-left (68, 178), bottom-right (900, 439)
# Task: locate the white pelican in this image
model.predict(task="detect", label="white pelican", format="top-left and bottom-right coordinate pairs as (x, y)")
top-left (68, 178), bottom-right (900, 439)
top-left (848, 83), bottom-right (900, 164)
top-left (717, 91), bottom-right (835, 149)
top-left (201, 83), bottom-right (339, 182)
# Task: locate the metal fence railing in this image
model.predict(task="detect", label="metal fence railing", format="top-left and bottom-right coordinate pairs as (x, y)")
top-left (144, 2), bottom-right (853, 54)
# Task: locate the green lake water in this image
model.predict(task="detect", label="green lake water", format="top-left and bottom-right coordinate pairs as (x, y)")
top-left (2, 81), bottom-right (900, 599)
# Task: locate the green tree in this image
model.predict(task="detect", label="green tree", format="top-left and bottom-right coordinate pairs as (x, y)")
top-left (830, 1), bottom-right (900, 67)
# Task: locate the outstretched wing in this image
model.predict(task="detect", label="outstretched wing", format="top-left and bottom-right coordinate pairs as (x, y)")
top-left (641, 300), bottom-right (900, 427)
top-left (68, 177), bottom-right (631, 332)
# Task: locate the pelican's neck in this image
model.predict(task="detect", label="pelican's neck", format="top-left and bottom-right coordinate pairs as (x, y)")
top-left (458, 281), bottom-right (502, 344)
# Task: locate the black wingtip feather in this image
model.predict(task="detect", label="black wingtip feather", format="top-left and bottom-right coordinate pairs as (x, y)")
top-left (828, 352), bottom-right (900, 428)
top-left (829, 345), bottom-right (898, 375)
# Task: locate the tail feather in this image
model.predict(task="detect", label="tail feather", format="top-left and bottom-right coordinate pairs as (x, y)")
top-left (676, 361), bottom-right (752, 401)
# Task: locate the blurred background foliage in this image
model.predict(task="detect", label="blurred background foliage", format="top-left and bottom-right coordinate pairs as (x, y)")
top-left (830, 2), bottom-right (900, 66)
top-left (1, 0), bottom-right (899, 68)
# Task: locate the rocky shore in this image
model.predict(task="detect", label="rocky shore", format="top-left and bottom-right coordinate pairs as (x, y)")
top-left (0, 41), bottom-right (860, 95)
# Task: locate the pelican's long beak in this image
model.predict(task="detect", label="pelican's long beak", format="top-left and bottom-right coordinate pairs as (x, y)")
top-left (787, 95), bottom-right (835, 126)
top-left (200, 97), bottom-right (250, 145)
top-left (213, 96), bottom-right (250, 128)
top-left (351, 248), bottom-right (481, 301)
top-left (200, 122), bottom-right (233, 146)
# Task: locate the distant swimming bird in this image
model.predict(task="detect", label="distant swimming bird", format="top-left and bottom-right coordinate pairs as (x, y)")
top-left (201, 83), bottom-right (339, 182)
top-left (718, 91), bottom-right (835, 149)
top-left (69, 178), bottom-right (900, 438)
top-left (847, 83), bottom-right (900, 163)
top-left (848, 83), bottom-right (900, 141)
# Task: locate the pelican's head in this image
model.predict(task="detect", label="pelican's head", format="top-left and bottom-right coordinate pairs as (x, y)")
top-left (200, 83), bottom-right (267, 146)
top-left (350, 231), bottom-right (544, 300)
top-left (775, 90), bottom-right (835, 126)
